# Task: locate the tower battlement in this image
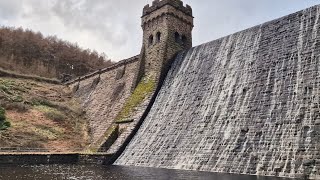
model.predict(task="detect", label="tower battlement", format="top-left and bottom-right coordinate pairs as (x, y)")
top-left (143, 0), bottom-right (192, 17)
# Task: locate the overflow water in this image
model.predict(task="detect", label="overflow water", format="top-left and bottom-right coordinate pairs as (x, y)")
top-left (116, 5), bottom-right (320, 179)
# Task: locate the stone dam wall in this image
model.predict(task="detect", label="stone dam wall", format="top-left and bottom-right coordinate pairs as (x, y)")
top-left (68, 55), bottom-right (139, 145)
top-left (0, 153), bottom-right (112, 165)
top-left (116, 5), bottom-right (320, 179)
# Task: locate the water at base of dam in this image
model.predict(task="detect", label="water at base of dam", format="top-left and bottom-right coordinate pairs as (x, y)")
top-left (0, 165), bottom-right (293, 180)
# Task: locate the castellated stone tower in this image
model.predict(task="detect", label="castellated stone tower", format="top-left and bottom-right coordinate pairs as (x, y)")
top-left (139, 0), bottom-right (193, 80)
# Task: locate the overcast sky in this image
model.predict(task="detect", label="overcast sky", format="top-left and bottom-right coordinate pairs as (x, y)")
top-left (0, 0), bottom-right (319, 61)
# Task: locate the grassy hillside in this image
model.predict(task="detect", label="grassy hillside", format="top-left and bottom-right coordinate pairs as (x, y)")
top-left (0, 77), bottom-right (89, 152)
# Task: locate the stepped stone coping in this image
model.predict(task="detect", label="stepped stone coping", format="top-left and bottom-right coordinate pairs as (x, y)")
top-left (65, 55), bottom-right (140, 85)
top-left (0, 152), bottom-right (111, 155)
top-left (115, 119), bottom-right (135, 124)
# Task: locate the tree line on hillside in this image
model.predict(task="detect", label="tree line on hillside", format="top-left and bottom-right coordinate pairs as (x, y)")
top-left (0, 26), bottom-right (113, 79)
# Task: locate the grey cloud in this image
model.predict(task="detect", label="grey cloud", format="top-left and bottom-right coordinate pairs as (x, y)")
top-left (0, 0), bottom-right (319, 60)
top-left (50, 0), bottom-right (145, 47)
top-left (2, 0), bottom-right (148, 59)
top-left (0, 0), bottom-right (23, 20)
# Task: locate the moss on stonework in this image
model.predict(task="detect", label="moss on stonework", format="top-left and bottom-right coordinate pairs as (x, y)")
top-left (87, 124), bottom-right (119, 153)
top-left (115, 119), bottom-right (134, 124)
top-left (115, 76), bottom-right (156, 122)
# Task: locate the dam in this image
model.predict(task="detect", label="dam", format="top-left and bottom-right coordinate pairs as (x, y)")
top-left (115, 4), bottom-right (320, 179)
top-left (1, 0), bottom-right (320, 180)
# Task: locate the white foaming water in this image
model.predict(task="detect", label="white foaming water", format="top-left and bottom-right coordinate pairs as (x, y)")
top-left (116, 5), bottom-right (320, 179)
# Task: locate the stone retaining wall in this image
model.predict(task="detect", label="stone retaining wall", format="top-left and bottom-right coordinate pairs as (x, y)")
top-left (0, 153), bottom-right (113, 165)
top-left (67, 56), bottom-right (140, 145)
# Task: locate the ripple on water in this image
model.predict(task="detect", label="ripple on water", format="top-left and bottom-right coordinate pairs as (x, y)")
top-left (0, 164), bottom-right (293, 180)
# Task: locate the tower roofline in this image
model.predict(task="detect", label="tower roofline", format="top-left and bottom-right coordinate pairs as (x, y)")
top-left (142, 0), bottom-right (193, 18)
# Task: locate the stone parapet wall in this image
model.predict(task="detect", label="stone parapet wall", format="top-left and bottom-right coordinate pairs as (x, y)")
top-left (142, 5), bottom-right (193, 27)
top-left (65, 55), bottom-right (139, 86)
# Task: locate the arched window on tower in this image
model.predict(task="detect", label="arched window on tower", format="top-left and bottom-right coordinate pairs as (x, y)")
top-left (156, 32), bottom-right (161, 43)
top-left (181, 35), bottom-right (187, 46)
top-left (149, 35), bottom-right (154, 46)
top-left (175, 32), bottom-right (181, 43)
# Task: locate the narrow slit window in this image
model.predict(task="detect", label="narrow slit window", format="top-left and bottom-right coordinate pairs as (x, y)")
top-left (181, 35), bottom-right (187, 45)
top-left (175, 32), bottom-right (180, 43)
top-left (156, 32), bottom-right (161, 42)
top-left (149, 35), bottom-right (154, 46)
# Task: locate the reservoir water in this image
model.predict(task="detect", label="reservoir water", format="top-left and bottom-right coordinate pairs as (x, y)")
top-left (0, 165), bottom-right (293, 180)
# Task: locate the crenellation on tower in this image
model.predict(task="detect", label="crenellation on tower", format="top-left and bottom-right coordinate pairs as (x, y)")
top-left (142, 0), bottom-right (192, 17)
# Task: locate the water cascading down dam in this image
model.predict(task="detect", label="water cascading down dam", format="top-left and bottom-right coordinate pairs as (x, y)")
top-left (116, 5), bottom-right (320, 179)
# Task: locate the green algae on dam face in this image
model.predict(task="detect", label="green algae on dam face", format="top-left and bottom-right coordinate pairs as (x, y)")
top-left (115, 77), bottom-right (156, 123)
top-left (115, 5), bottom-right (320, 179)
top-left (88, 124), bottom-right (119, 153)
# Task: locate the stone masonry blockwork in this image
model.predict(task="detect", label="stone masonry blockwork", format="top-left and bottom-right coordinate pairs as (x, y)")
top-left (69, 56), bottom-right (139, 144)
top-left (116, 5), bottom-right (320, 179)
top-left (140, 0), bottom-right (193, 80)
